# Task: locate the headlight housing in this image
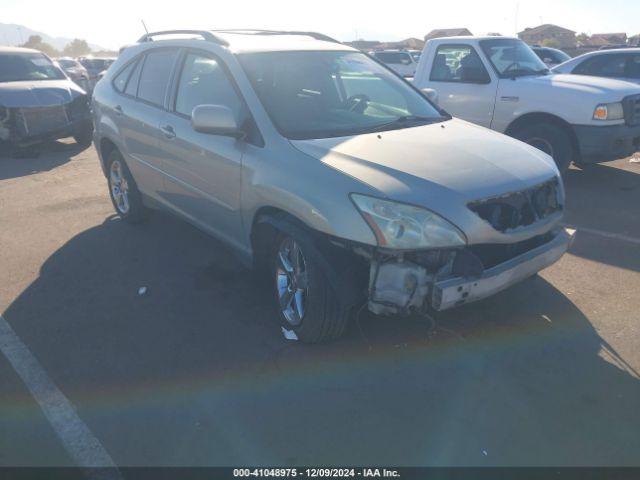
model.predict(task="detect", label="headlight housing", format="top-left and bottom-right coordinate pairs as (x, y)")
top-left (593, 102), bottom-right (625, 121)
top-left (351, 194), bottom-right (467, 249)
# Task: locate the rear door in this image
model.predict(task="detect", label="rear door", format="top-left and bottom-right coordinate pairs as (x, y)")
top-left (114, 48), bottom-right (180, 198)
top-left (157, 49), bottom-right (247, 248)
top-left (425, 44), bottom-right (497, 127)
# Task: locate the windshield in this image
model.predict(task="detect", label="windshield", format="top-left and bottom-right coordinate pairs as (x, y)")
top-left (410, 51), bottom-right (422, 61)
top-left (0, 53), bottom-right (66, 83)
top-left (480, 39), bottom-right (549, 77)
top-left (238, 51), bottom-right (445, 140)
top-left (80, 58), bottom-right (110, 70)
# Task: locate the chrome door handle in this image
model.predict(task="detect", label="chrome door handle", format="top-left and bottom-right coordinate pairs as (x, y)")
top-left (160, 125), bottom-right (176, 140)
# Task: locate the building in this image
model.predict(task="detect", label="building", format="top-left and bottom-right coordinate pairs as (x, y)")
top-left (424, 28), bottom-right (472, 42)
top-left (587, 33), bottom-right (628, 47)
top-left (518, 24), bottom-right (576, 48)
top-left (628, 34), bottom-right (640, 46)
top-left (344, 39), bottom-right (381, 50)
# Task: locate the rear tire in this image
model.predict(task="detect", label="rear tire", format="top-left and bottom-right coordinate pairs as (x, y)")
top-left (271, 229), bottom-right (350, 344)
top-left (513, 123), bottom-right (574, 172)
top-left (106, 150), bottom-right (147, 224)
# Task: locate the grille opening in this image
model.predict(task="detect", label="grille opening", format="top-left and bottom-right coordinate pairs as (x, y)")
top-left (468, 178), bottom-right (562, 233)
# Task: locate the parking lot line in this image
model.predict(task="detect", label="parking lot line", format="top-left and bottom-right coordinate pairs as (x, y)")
top-left (0, 315), bottom-right (122, 477)
top-left (566, 225), bottom-right (640, 246)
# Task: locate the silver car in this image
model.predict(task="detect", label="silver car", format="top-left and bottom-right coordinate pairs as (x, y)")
top-left (93, 30), bottom-right (574, 343)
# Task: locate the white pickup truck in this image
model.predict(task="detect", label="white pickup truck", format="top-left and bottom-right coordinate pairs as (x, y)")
top-left (413, 36), bottom-right (640, 170)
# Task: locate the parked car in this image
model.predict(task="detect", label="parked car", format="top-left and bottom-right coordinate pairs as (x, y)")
top-left (55, 57), bottom-right (91, 92)
top-left (552, 48), bottom-right (640, 85)
top-left (531, 46), bottom-right (571, 67)
top-left (372, 49), bottom-right (419, 77)
top-left (93, 29), bottom-right (574, 343)
top-left (0, 47), bottom-right (93, 148)
top-left (78, 56), bottom-right (116, 87)
top-left (414, 36), bottom-right (640, 170)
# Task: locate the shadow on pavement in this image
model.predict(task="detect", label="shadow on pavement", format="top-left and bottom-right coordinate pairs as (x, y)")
top-left (0, 140), bottom-right (88, 181)
top-left (2, 211), bottom-right (640, 467)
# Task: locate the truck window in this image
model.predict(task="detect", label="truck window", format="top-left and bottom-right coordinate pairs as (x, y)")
top-left (430, 45), bottom-right (490, 84)
top-left (375, 52), bottom-right (411, 65)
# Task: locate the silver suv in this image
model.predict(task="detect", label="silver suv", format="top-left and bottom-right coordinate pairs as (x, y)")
top-left (93, 30), bottom-right (574, 343)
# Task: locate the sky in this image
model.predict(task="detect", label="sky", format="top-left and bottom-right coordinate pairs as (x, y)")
top-left (2, 0), bottom-right (640, 50)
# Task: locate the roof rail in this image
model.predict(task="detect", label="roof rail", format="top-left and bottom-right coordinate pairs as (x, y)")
top-left (212, 29), bottom-right (341, 44)
top-left (137, 30), bottom-right (229, 46)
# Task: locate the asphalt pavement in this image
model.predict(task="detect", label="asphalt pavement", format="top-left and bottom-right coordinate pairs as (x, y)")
top-left (0, 141), bottom-right (639, 467)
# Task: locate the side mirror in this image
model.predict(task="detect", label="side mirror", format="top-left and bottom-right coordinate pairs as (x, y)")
top-left (421, 87), bottom-right (439, 104)
top-left (191, 104), bottom-right (241, 137)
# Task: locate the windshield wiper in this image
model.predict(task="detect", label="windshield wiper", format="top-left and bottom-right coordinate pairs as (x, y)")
top-left (366, 115), bottom-right (439, 133)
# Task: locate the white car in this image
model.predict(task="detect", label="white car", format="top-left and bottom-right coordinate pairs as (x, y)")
top-left (414, 36), bottom-right (640, 170)
top-left (552, 48), bottom-right (640, 85)
top-left (372, 50), bottom-right (419, 77)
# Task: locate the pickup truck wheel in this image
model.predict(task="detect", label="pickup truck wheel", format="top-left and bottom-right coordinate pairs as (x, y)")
top-left (513, 123), bottom-right (573, 172)
top-left (272, 231), bottom-right (350, 343)
top-left (106, 150), bottom-right (147, 224)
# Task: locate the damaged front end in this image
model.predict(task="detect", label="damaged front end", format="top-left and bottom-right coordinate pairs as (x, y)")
top-left (349, 178), bottom-right (574, 316)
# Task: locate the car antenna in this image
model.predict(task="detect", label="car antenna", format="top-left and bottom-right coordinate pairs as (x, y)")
top-left (141, 19), bottom-right (149, 35)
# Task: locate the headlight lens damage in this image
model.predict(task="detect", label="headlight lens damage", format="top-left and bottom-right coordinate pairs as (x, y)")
top-left (351, 194), bottom-right (467, 249)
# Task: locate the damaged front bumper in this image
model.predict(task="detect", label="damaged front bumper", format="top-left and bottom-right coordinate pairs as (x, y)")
top-left (366, 228), bottom-right (575, 316)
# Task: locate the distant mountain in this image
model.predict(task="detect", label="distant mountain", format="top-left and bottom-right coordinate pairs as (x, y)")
top-left (0, 23), bottom-right (106, 51)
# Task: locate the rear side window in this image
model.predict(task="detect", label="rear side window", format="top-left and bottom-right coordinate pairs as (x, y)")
top-left (627, 55), bottom-right (640, 79)
top-left (124, 59), bottom-right (143, 96)
top-left (430, 45), bottom-right (491, 84)
top-left (175, 53), bottom-right (244, 119)
top-left (137, 49), bottom-right (178, 107)
top-left (112, 60), bottom-right (137, 92)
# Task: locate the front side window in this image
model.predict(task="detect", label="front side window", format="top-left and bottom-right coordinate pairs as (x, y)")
top-left (430, 45), bottom-right (491, 83)
top-left (175, 53), bottom-right (244, 120)
top-left (0, 53), bottom-right (66, 83)
top-left (627, 55), bottom-right (640, 79)
top-left (239, 50), bottom-right (445, 140)
top-left (575, 54), bottom-right (627, 77)
top-left (137, 49), bottom-right (178, 107)
top-left (480, 39), bottom-right (549, 78)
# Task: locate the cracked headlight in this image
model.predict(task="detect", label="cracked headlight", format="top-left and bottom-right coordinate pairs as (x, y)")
top-left (593, 102), bottom-right (624, 121)
top-left (351, 194), bottom-right (467, 249)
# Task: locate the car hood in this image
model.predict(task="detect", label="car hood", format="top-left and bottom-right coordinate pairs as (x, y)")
top-left (291, 119), bottom-right (563, 242)
top-left (520, 73), bottom-right (640, 95)
top-left (0, 80), bottom-right (86, 108)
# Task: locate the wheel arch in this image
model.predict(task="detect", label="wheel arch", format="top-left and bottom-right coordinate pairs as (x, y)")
top-left (505, 112), bottom-right (581, 162)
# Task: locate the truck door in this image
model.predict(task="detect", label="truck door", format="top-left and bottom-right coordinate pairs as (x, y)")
top-left (418, 44), bottom-right (497, 128)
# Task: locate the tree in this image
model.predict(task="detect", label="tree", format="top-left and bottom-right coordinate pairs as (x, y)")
top-left (20, 35), bottom-right (60, 57)
top-left (576, 33), bottom-right (590, 46)
top-left (63, 39), bottom-right (91, 57)
top-left (541, 38), bottom-right (562, 49)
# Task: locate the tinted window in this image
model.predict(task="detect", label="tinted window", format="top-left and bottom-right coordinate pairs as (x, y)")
top-left (627, 55), bottom-right (640, 79)
top-left (137, 49), bottom-right (178, 106)
top-left (0, 53), bottom-right (66, 82)
top-left (575, 54), bottom-right (627, 77)
top-left (375, 52), bottom-right (412, 65)
top-left (175, 53), bottom-right (243, 119)
top-left (430, 45), bottom-right (491, 83)
top-left (124, 59), bottom-right (143, 96)
top-left (113, 61), bottom-right (136, 93)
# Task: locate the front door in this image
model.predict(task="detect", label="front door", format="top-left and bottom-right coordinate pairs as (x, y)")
top-left (158, 50), bottom-right (247, 249)
top-left (423, 44), bottom-right (497, 128)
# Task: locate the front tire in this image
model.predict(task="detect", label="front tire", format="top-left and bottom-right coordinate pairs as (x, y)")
top-left (513, 123), bottom-right (574, 172)
top-left (106, 150), bottom-right (147, 223)
top-left (73, 123), bottom-right (94, 148)
top-left (272, 231), bottom-right (350, 344)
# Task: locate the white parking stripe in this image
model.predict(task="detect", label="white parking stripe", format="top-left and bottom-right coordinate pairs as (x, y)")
top-left (0, 315), bottom-right (122, 478)
top-left (565, 225), bottom-right (640, 246)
